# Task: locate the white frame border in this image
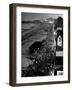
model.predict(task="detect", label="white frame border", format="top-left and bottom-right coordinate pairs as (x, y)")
top-left (16, 6), bottom-right (68, 83)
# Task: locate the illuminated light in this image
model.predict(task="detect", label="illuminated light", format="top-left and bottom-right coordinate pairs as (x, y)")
top-left (54, 31), bottom-right (56, 35)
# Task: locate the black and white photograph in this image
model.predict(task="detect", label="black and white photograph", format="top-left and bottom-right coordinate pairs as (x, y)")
top-left (21, 13), bottom-right (63, 77)
top-left (9, 4), bottom-right (70, 86)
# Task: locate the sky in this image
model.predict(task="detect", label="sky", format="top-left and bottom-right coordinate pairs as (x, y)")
top-left (22, 12), bottom-right (63, 21)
